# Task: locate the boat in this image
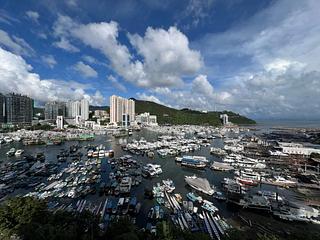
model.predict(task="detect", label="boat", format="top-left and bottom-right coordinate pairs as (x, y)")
top-left (14, 149), bottom-right (24, 156)
top-left (99, 150), bottom-right (105, 158)
top-left (236, 177), bottom-right (258, 186)
top-left (162, 179), bottom-right (175, 193)
top-left (210, 162), bottom-right (234, 171)
top-left (6, 148), bottom-right (16, 157)
top-left (186, 192), bottom-right (203, 203)
top-left (210, 147), bottom-right (227, 156)
top-left (185, 175), bottom-right (215, 195)
top-left (202, 200), bottom-right (219, 213)
top-left (212, 191), bottom-right (226, 201)
top-left (180, 156), bottom-right (207, 169)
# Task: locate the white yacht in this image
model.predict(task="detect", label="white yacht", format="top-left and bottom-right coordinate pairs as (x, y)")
top-left (185, 175), bottom-right (215, 195)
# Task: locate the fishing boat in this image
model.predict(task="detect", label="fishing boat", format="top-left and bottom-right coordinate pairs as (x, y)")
top-left (186, 192), bottom-right (203, 203)
top-left (185, 175), bottom-right (215, 195)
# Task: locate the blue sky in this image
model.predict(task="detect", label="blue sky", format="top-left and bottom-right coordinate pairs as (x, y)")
top-left (0, 0), bottom-right (319, 120)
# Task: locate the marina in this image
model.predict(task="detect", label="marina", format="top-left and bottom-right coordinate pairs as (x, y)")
top-left (1, 124), bottom-right (320, 238)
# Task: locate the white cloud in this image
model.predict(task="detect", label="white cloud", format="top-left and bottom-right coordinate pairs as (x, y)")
top-left (0, 10), bottom-right (19, 25)
top-left (41, 55), bottom-right (57, 68)
top-left (25, 11), bottom-right (39, 23)
top-left (82, 55), bottom-right (97, 64)
top-left (37, 33), bottom-right (47, 39)
top-left (128, 26), bottom-right (203, 87)
top-left (52, 15), bottom-right (202, 88)
top-left (192, 74), bottom-right (213, 97)
top-left (0, 47), bottom-right (104, 105)
top-left (108, 75), bottom-right (127, 92)
top-left (136, 93), bottom-right (164, 105)
top-left (177, 0), bottom-right (214, 29)
top-left (73, 61), bottom-right (98, 78)
top-left (0, 29), bottom-right (34, 56)
top-left (66, 0), bottom-right (78, 7)
top-left (53, 37), bottom-right (79, 52)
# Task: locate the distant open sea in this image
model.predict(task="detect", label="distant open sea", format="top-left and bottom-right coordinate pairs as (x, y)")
top-left (255, 119), bottom-right (320, 129)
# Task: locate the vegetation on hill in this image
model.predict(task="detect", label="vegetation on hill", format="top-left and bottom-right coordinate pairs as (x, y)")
top-left (89, 105), bottom-right (110, 112)
top-left (133, 99), bottom-right (256, 126)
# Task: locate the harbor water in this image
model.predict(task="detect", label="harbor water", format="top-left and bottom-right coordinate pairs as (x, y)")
top-left (0, 127), bottom-right (302, 228)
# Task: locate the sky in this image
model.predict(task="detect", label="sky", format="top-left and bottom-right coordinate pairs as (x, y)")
top-left (0, 0), bottom-right (319, 120)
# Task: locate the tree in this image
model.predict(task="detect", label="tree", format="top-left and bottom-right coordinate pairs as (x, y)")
top-left (0, 197), bottom-right (100, 240)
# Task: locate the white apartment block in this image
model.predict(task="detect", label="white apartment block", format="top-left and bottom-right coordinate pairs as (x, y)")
top-left (66, 99), bottom-right (89, 121)
top-left (110, 95), bottom-right (135, 126)
top-left (136, 112), bottom-right (158, 126)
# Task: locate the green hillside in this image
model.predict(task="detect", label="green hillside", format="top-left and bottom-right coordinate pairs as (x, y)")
top-left (133, 99), bottom-right (256, 126)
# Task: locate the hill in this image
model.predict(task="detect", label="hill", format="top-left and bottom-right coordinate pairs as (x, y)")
top-left (133, 99), bottom-right (256, 126)
top-left (34, 100), bottom-right (255, 126)
top-left (89, 105), bottom-right (109, 111)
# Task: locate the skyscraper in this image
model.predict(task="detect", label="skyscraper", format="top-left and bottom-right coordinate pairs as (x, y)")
top-left (44, 101), bottom-right (66, 120)
top-left (110, 95), bottom-right (135, 126)
top-left (5, 93), bottom-right (33, 125)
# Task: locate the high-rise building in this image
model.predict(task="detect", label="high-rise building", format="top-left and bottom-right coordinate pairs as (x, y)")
top-left (44, 101), bottom-right (66, 120)
top-left (65, 99), bottom-right (89, 121)
top-left (80, 99), bottom-right (89, 120)
top-left (5, 93), bottom-right (33, 125)
top-left (0, 93), bottom-right (5, 124)
top-left (110, 95), bottom-right (135, 126)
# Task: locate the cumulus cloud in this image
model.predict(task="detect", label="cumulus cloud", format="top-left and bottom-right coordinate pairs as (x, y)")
top-left (192, 74), bottom-right (213, 97)
top-left (108, 75), bottom-right (127, 92)
top-left (41, 55), bottom-right (57, 68)
top-left (137, 74), bottom-right (228, 111)
top-left (128, 26), bottom-right (203, 87)
top-left (26, 11), bottom-right (39, 23)
top-left (0, 29), bottom-right (34, 56)
top-left (52, 15), bottom-right (202, 88)
top-left (0, 47), bottom-right (104, 105)
top-left (136, 93), bottom-right (164, 105)
top-left (73, 61), bottom-right (98, 78)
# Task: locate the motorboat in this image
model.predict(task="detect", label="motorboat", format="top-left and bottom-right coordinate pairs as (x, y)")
top-left (202, 200), bottom-right (219, 213)
top-left (186, 192), bottom-right (203, 203)
top-left (15, 149), bottom-right (24, 156)
top-left (162, 179), bottom-right (175, 193)
top-left (185, 175), bottom-right (215, 195)
top-left (6, 148), bottom-right (16, 157)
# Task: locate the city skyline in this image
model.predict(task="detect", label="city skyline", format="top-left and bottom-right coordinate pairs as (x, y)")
top-left (0, 0), bottom-right (319, 120)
